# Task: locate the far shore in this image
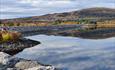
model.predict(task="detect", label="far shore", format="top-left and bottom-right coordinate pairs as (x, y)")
top-left (51, 28), bottom-right (115, 39)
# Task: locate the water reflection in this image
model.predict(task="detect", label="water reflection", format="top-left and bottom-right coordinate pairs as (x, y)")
top-left (15, 35), bottom-right (115, 70)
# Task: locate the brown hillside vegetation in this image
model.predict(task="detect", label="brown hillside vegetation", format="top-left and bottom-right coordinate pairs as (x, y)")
top-left (0, 7), bottom-right (115, 24)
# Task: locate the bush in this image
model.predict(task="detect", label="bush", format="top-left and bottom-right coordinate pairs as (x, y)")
top-left (0, 31), bottom-right (21, 43)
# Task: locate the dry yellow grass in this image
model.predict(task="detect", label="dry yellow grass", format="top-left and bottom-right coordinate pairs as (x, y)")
top-left (0, 31), bottom-right (21, 43)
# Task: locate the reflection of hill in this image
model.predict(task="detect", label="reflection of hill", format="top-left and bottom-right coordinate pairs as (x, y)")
top-left (55, 28), bottom-right (115, 39)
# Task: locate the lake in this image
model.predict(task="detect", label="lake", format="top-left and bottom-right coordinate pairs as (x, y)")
top-left (15, 35), bottom-right (115, 70)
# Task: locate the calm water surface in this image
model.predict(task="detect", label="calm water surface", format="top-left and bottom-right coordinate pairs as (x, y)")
top-left (15, 35), bottom-right (115, 70)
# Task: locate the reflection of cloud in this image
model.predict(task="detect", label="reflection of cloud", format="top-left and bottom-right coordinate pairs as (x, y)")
top-left (15, 35), bottom-right (115, 70)
top-left (1, 0), bottom-right (115, 19)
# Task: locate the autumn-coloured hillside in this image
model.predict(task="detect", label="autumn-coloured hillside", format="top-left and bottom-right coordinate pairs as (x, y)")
top-left (0, 7), bottom-right (115, 25)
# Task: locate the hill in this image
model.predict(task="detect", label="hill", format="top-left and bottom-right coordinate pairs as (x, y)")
top-left (0, 7), bottom-right (115, 23)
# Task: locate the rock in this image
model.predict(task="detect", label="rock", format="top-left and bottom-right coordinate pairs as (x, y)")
top-left (0, 52), bottom-right (56, 70)
top-left (15, 60), bottom-right (55, 70)
top-left (0, 52), bottom-right (12, 65)
top-left (7, 57), bottom-right (21, 68)
top-left (25, 66), bottom-right (55, 70)
top-left (0, 63), bottom-right (7, 70)
top-left (0, 38), bottom-right (40, 55)
top-left (7, 68), bottom-right (21, 70)
top-left (15, 60), bottom-right (41, 69)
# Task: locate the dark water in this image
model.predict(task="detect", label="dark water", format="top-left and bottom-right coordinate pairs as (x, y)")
top-left (15, 35), bottom-right (115, 70)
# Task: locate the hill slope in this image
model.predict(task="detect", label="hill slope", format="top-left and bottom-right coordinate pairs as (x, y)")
top-left (1, 7), bottom-right (115, 23)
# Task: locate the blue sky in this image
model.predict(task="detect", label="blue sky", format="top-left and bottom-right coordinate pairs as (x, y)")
top-left (0, 0), bottom-right (115, 19)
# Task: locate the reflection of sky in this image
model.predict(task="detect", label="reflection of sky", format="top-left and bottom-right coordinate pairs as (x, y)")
top-left (15, 35), bottom-right (115, 70)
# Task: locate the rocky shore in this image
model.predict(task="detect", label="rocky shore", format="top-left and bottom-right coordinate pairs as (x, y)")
top-left (0, 52), bottom-right (55, 70)
top-left (0, 38), bottom-right (40, 55)
top-left (0, 38), bottom-right (57, 70)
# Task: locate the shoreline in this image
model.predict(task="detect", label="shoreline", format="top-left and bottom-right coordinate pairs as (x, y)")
top-left (0, 28), bottom-right (115, 70)
top-left (52, 28), bottom-right (115, 39)
top-left (0, 38), bottom-right (40, 55)
top-left (1, 28), bottom-right (115, 55)
top-left (0, 52), bottom-right (55, 70)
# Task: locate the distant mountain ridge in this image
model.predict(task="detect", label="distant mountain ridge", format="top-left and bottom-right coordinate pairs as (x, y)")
top-left (1, 7), bottom-right (115, 23)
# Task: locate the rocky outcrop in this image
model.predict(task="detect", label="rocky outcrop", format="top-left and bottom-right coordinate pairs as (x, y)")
top-left (0, 38), bottom-right (40, 55)
top-left (0, 52), bottom-right (55, 70)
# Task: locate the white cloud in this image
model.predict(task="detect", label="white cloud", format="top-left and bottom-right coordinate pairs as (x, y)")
top-left (19, 0), bottom-right (41, 6)
top-left (19, 0), bottom-right (74, 7)
top-left (0, 0), bottom-right (115, 19)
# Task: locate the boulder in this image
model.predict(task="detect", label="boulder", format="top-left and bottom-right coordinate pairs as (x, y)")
top-left (14, 60), bottom-right (55, 70)
top-left (15, 60), bottom-right (55, 70)
top-left (0, 52), bottom-right (12, 65)
top-left (25, 66), bottom-right (55, 70)
top-left (0, 52), bottom-right (56, 70)
top-left (15, 60), bottom-right (41, 69)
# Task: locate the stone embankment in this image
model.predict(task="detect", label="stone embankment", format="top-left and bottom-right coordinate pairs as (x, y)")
top-left (0, 52), bottom-right (56, 70)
